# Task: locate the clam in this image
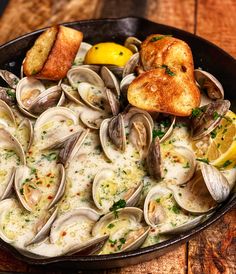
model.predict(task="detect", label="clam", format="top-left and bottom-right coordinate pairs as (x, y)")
top-left (120, 73), bottom-right (136, 95)
top-left (129, 113), bottom-right (153, 158)
top-left (61, 83), bottom-right (84, 105)
top-left (57, 129), bottom-right (89, 168)
top-left (0, 128), bottom-right (26, 200)
top-left (33, 107), bottom-right (79, 150)
top-left (73, 42), bottom-right (92, 66)
top-left (48, 164), bottom-right (66, 209)
top-left (25, 207), bottom-right (58, 246)
top-left (0, 198), bottom-right (20, 243)
top-left (108, 114), bottom-right (126, 151)
top-left (124, 37), bottom-right (142, 53)
top-left (16, 118), bottom-right (34, 152)
top-left (50, 207), bottom-right (107, 255)
top-left (92, 207), bottom-right (150, 254)
top-left (99, 118), bottom-right (113, 162)
top-left (194, 69), bottom-right (224, 99)
top-left (122, 53), bottom-right (139, 78)
top-left (154, 114), bottom-right (176, 143)
top-left (16, 77), bottom-right (63, 118)
top-left (0, 99), bottom-right (16, 129)
top-left (0, 87), bottom-right (16, 106)
top-left (169, 163), bottom-right (230, 214)
top-left (100, 66), bottom-right (120, 97)
top-left (143, 184), bottom-right (205, 233)
top-left (92, 168), bottom-right (143, 212)
top-left (0, 70), bottom-right (19, 89)
top-left (146, 137), bottom-right (162, 180)
top-left (164, 146), bottom-right (196, 184)
top-left (105, 65), bottom-right (123, 78)
top-left (80, 108), bottom-right (107, 129)
top-left (123, 106), bottom-right (154, 128)
top-left (27, 86), bottom-right (64, 115)
top-left (14, 165), bottom-right (42, 211)
top-left (191, 99), bottom-right (230, 140)
top-left (105, 88), bottom-right (120, 116)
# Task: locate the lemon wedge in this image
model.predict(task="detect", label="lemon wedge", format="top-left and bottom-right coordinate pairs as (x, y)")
top-left (84, 42), bottom-right (133, 67)
top-left (206, 110), bottom-right (236, 169)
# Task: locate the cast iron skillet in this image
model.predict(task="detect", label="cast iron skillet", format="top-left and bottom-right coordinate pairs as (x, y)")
top-left (0, 17), bottom-right (235, 270)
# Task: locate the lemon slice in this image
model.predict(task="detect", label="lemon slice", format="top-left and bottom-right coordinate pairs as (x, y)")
top-left (84, 42), bottom-right (133, 67)
top-left (206, 110), bottom-right (236, 169)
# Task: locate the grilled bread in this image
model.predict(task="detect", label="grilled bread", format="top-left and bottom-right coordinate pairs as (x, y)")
top-left (128, 34), bottom-right (201, 116)
top-left (23, 26), bottom-right (83, 80)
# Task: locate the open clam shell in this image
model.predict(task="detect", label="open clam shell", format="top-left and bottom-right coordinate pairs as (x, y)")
top-left (61, 83), bottom-right (84, 105)
top-left (74, 42), bottom-right (92, 66)
top-left (101, 66), bottom-right (120, 97)
top-left (33, 107), bottom-right (79, 150)
top-left (108, 114), bottom-right (126, 152)
top-left (0, 128), bottom-right (26, 200)
top-left (47, 164), bottom-right (66, 209)
top-left (0, 99), bottom-right (16, 129)
top-left (80, 108), bottom-right (108, 129)
top-left (124, 37), bottom-right (142, 53)
top-left (123, 106), bottom-right (154, 128)
top-left (50, 207), bottom-right (107, 255)
top-left (120, 73), bottom-right (136, 95)
top-left (146, 137), bottom-right (162, 180)
top-left (0, 70), bottom-right (19, 89)
top-left (25, 207), bottom-right (58, 246)
top-left (191, 99), bottom-right (230, 140)
top-left (92, 169), bottom-right (143, 212)
top-left (28, 85), bottom-right (64, 115)
top-left (194, 69), bottom-right (224, 99)
top-left (105, 88), bottom-right (120, 116)
top-left (154, 114), bottom-right (176, 143)
top-left (16, 118), bottom-right (34, 152)
top-left (163, 146), bottom-right (196, 185)
top-left (169, 163), bottom-right (230, 214)
top-left (92, 207), bottom-right (150, 253)
top-left (99, 118), bottom-right (113, 162)
top-left (129, 113), bottom-right (153, 158)
top-left (0, 198), bottom-right (19, 243)
top-left (14, 165), bottom-right (42, 212)
top-left (0, 87), bottom-right (16, 106)
top-left (122, 52), bottom-right (140, 78)
top-left (57, 129), bottom-right (89, 168)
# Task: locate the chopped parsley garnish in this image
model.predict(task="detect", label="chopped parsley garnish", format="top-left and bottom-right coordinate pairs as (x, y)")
top-left (213, 111), bottom-right (220, 120)
top-left (6, 88), bottom-right (16, 99)
top-left (108, 223), bottom-right (115, 229)
top-left (42, 152), bottom-right (57, 162)
top-left (150, 35), bottom-right (172, 42)
top-left (161, 64), bottom-right (175, 76)
top-left (196, 158), bottom-right (209, 164)
top-left (30, 167), bottom-right (37, 175)
top-left (108, 239), bottom-right (117, 245)
top-left (153, 129), bottom-right (165, 139)
top-left (109, 199), bottom-right (126, 212)
top-left (210, 130), bottom-right (217, 139)
top-left (191, 107), bottom-right (203, 118)
top-left (222, 160), bottom-right (232, 168)
top-left (20, 188), bottom-right (24, 195)
top-left (156, 198), bottom-right (161, 203)
top-left (119, 238), bottom-right (126, 244)
top-left (171, 204), bottom-right (180, 214)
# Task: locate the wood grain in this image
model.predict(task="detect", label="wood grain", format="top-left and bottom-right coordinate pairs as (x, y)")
top-left (0, 0), bottom-right (235, 273)
top-left (196, 0), bottom-right (236, 57)
top-left (188, 208), bottom-right (236, 274)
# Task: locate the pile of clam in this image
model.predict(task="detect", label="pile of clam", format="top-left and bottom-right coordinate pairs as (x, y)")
top-left (0, 37), bottom-right (234, 258)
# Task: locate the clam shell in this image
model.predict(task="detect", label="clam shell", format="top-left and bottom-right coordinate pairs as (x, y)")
top-left (74, 42), bottom-right (92, 66)
top-left (194, 69), bottom-right (224, 99)
top-left (61, 83), bottom-right (84, 105)
top-left (0, 99), bottom-right (16, 128)
top-left (108, 114), bottom-right (126, 152)
top-left (101, 66), bottom-right (120, 97)
top-left (80, 108), bottom-right (107, 129)
top-left (146, 137), bottom-right (162, 180)
top-left (16, 118), bottom-right (34, 152)
top-left (122, 53), bottom-right (139, 78)
top-left (0, 70), bottom-right (19, 89)
top-left (0, 87), bottom-right (16, 106)
top-left (120, 73), bottom-right (136, 95)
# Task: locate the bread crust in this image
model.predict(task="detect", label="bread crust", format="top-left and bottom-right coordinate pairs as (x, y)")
top-left (128, 34), bottom-right (201, 116)
top-left (24, 26), bottom-right (83, 80)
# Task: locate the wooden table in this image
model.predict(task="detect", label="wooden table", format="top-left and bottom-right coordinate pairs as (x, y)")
top-left (0, 1), bottom-right (235, 273)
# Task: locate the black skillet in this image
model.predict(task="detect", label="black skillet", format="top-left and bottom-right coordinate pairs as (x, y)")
top-left (0, 17), bottom-right (235, 270)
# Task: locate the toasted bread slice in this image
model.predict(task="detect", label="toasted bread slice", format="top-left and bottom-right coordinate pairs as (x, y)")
top-left (140, 34), bottom-right (194, 74)
top-left (23, 26), bottom-right (83, 80)
top-left (127, 68), bottom-right (201, 116)
top-left (127, 34), bottom-right (201, 116)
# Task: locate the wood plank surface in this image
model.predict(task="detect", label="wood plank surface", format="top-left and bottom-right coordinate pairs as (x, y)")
top-left (0, 0), bottom-right (235, 273)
